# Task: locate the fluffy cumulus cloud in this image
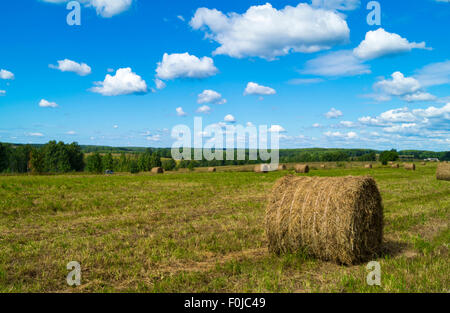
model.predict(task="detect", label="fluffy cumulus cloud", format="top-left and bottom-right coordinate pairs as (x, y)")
top-left (224, 114), bottom-right (236, 123)
top-left (196, 105), bottom-right (211, 114)
top-left (39, 99), bottom-right (58, 108)
top-left (353, 28), bottom-right (429, 60)
top-left (91, 68), bottom-right (147, 96)
top-left (269, 125), bottom-right (286, 133)
top-left (374, 72), bottom-right (421, 96)
top-left (176, 107), bottom-right (187, 116)
top-left (190, 3), bottom-right (349, 60)
top-left (0, 69), bottom-right (14, 80)
top-left (244, 82), bottom-right (276, 96)
top-left (49, 59), bottom-right (91, 76)
top-left (403, 92), bottom-right (436, 103)
top-left (197, 89), bottom-right (226, 104)
top-left (29, 132), bottom-right (44, 137)
top-left (311, 0), bottom-right (360, 11)
top-left (324, 131), bottom-right (358, 139)
top-left (155, 53), bottom-right (218, 80)
top-left (154, 78), bottom-right (166, 90)
top-left (301, 50), bottom-right (370, 77)
top-left (41, 0), bottom-right (133, 18)
top-left (325, 108), bottom-right (343, 119)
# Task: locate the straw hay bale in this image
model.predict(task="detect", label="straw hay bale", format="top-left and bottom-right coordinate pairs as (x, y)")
top-left (365, 164), bottom-right (372, 169)
top-left (404, 163), bottom-right (416, 171)
top-left (391, 164), bottom-right (399, 168)
top-left (294, 164), bottom-right (309, 173)
top-left (436, 163), bottom-right (450, 181)
top-left (320, 164), bottom-right (326, 169)
top-left (265, 175), bottom-right (383, 264)
top-left (151, 167), bottom-right (164, 174)
top-left (208, 167), bottom-right (217, 172)
top-left (278, 164), bottom-right (287, 171)
top-left (255, 164), bottom-right (270, 173)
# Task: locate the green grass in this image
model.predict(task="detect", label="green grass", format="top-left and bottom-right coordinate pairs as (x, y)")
top-left (0, 163), bottom-right (448, 292)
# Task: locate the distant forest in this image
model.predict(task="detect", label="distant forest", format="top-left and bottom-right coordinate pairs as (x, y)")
top-left (0, 141), bottom-right (449, 174)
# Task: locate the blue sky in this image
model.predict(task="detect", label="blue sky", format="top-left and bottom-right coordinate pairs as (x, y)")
top-left (0, 0), bottom-right (449, 150)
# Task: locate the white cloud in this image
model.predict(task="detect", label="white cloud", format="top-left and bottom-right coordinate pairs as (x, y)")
top-left (246, 122), bottom-right (254, 127)
top-left (91, 68), bottom-right (147, 96)
top-left (311, 0), bottom-right (360, 11)
top-left (324, 131), bottom-right (358, 139)
top-left (146, 134), bottom-right (161, 142)
top-left (113, 125), bottom-right (118, 129)
top-left (177, 15), bottom-right (185, 22)
top-left (325, 108), bottom-right (343, 119)
top-left (302, 50), bottom-right (370, 77)
top-left (154, 78), bottom-right (166, 90)
top-left (402, 92), bottom-right (436, 103)
top-left (176, 107), bottom-right (187, 116)
top-left (66, 131), bottom-right (76, 135)
top-left (288, 78), bottom-right (324, 85)
top-left (269, 125), bottom-right (286, 133)
top-left (0, 90), bottom-right (5, 96)
top-left (41, 0), bottom-right (133, 18)
top-left (196, 105), bottom-right (211, 114)
top-left (354, 28), bottom-right (429, 60)
top-left (29, 132), bottom-right (44, 137)
top-left (312, 123), bottom-right (321, 128)
top-left (0, 69), bottom-right (14, 80)
top-left (374, 72), bottom-right (421, 96)
top-left (155, 53), bottom-right (218, 80)
top-left (224, 114), bottom-right (236, 123)
top-left (415, 60), bottom-right (450, 87)
top-left (340, 121), bottom-right (356, 127)
top-left (39, 99), bottom-right (58, 108)
top-left (49, 59), bottom-right (91, 76)
top-left (190, 3), bottom-right (349, 60)
top-left (197, 89), bottom-right (226, 104)
top-left (244, 82), bottom-right (276, 96)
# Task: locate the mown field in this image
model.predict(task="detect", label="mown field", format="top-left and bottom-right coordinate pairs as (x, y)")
top-left (0, 163), bottom-right (448, 292)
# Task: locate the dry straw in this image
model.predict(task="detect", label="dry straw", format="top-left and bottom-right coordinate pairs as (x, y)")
top-left (151, 167), bottom-right (164, 174)
top-left (436, 162), bottom-right (450, 181)
top-left (255, 164), bottom-right (270, 173)
top-left (365, 164), bottom-right (372, 169)
top-left (208, 167), bottom-right (217, 172)
top-left (320, 164), bottom-right (326, 169)
top-left (294, 164), bottom-right (309, 173)
top-left (265, 175), bottom-right (383, 265)
top-left (404, 163), bottom-right (416, 171)
top-left (278, 164), bottom-right (287, 171)
top-left (391, 164), bottom-right (400, 168)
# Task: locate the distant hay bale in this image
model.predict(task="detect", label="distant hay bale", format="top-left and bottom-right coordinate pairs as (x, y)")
top-left (391, 164), bottom-right (399, 168)
top-left (278, 164), bottom-right (287, 171)
top-left (294, 164), bottom-right (309, 173)
top-left (404, 163), bottom-right (416, 171)
top-left (388, 161), bottom-right (394, 165)
top-left (365, 164), bottom-right (373, 169)
top-left (421, 162), bottom-right (426, 166)
top-left (436, 163), bottom-right (450, 181)
top-left (255, 164), bottom-right (270, 173)
top-left (320, 164), bottom-right (326, 169)
top-left (208, 167), bottom-right (217, 172)
top-left (265, 175), bottom-right (383, 265)
top-left (151, 167), bottom-right (164, 174)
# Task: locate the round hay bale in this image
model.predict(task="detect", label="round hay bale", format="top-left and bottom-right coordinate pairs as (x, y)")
top-left (208, 167), bottom-right (217, 172)
top-left (255, 164), bottom-right (269, 173)
top-left (436, 163), bottom-right (450, 181)
top-left (404, 163), bottom-right (416, 171)
top-left (294, 164), bottom-right (309, 173)
top-left (265, 175), bottom-right (383, 264)
top-left (278, 164), bottom-right (287, 171)
top-left (320, 164), bottom-right (326, 169)
top-left (421, 162), bottom-right (426, 166)
top-left (151, 167), bottom-right (164, 174)
top-left (391, 164), bottom-right (400, 168)
top-left (365, 164), bottom-right (372, 169)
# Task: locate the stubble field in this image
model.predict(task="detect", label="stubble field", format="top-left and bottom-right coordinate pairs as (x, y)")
top-left (0, 163), bottom-right (448, 292)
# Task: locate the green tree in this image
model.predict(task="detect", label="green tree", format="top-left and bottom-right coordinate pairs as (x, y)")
top-left (29, 149), bottom-right (45, 174)
top-left (162, 159), bottom-right (176, 171)
top-left (0, 143), bottom-right (10, 172)
top-left (379, 149), bottom-right (399, 165)
top-left (130, 160), bottom-right (139, 174)
top-left (103, 153), bottom-right (114, 171)
top-left (86, 153), bottom-right (103, 173)
top-left (149, 153), bottom-right (162, 168)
